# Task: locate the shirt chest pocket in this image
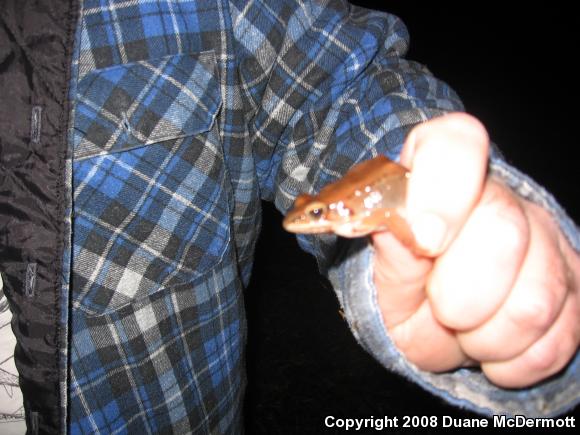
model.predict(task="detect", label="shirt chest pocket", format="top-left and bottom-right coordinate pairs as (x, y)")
top-left (72, 52), bottom-right (230, 316)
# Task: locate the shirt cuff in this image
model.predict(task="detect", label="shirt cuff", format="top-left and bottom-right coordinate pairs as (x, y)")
top-left (327, 158), bottom-right (580, 417)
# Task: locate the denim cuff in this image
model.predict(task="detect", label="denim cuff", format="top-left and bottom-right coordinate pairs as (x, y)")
top-left (327, 158), bottom-right (580, 417)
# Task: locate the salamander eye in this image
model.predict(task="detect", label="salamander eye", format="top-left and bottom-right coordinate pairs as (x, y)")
top-left (309, 208), bottom-right (323, 219)
top-left (306, 203), bottom-right (326, 220)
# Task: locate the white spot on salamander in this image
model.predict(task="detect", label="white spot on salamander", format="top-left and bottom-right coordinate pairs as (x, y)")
top-left (363, 191), bottom-right (383, 209)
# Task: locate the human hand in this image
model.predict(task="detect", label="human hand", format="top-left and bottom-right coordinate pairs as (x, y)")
top-left (372, 113), bottom-right (580, 388)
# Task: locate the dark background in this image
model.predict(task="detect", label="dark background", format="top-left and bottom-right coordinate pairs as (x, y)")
top-left (244, 3), bottom-right (578, 434)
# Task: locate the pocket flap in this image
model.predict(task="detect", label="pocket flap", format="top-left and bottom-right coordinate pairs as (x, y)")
top-left (74, 52), bottom-right (221, 160)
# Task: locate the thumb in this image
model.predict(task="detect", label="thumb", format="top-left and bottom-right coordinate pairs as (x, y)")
top-left (372, 113), bottom-right (489, 328)
top-left (401, 113), bottom-right (489, 256)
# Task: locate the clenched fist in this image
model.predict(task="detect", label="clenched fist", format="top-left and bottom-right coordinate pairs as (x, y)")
top-left (373, 113), bottom-right (580, 388)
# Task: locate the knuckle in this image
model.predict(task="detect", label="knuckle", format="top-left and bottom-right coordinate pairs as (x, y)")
top-left (430, 298), bottom-right (461, 329)
top-left (495, 211), bottom-right (528, 255)
top-left (481, 182), bottom-right (530, 250)
top-left (528, 301), bottom-right (580, 374)
top-left (525, 339), bottom-right (559, 372)
top-left (506, 290), bottom-right (557, 333)
top-left (524, 330), bottom-right (576, 374)
top-left (485, 184), bottom-right (528, 232)
top-left (542, 247), bottom-right (570, 295)
top-left (507, 260), bottom-right (569, 335)
top-left (426, 280), bottom-right (460, 328)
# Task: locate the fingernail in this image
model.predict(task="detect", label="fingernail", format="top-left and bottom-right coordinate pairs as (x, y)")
top-left (411, 213), bottom-right (448, 253)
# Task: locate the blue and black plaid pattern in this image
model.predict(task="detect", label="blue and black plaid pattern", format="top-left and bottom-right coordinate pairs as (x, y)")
top-left (72, 50), bottom-right (228, 315)
top-left (70, 261), bottom-right (245, 433)
top-left (74, 52), bottom-right (222, 159)
top-left (68, 0), bottom-right (462, 432)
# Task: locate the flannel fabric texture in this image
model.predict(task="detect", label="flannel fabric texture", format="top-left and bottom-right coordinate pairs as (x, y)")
top-left (67, 0), bottom-right (579, 433)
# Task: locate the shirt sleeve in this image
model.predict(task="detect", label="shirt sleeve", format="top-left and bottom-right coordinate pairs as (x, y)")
top-left (229, 0), bottom-right (579, 417)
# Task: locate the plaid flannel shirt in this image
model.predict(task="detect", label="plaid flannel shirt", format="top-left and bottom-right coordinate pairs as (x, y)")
top-left (66, 0), bottom-right (580, 433)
